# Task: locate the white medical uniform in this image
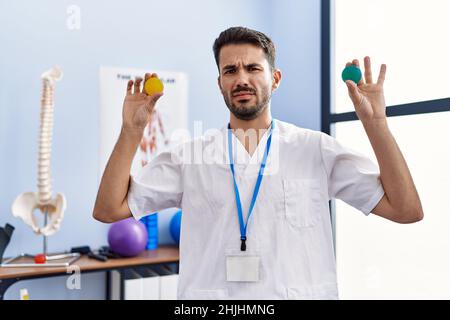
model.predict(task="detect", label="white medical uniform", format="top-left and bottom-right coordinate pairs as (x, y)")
top-left (127, 119), bottom-right (385, 299)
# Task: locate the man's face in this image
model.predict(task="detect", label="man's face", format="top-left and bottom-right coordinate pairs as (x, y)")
top-left (218, 44), bottom-right (280, 121)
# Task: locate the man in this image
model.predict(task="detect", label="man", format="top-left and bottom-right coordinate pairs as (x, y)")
top-left (93, 27), bottom-right (423, 299)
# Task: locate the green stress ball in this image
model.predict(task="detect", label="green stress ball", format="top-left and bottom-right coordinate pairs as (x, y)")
top-left (342, 65), bottom-right (362, 84)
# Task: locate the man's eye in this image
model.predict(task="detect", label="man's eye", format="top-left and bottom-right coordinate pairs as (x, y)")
top-left (248, 67), bottom-right (259, 72)
top-left (224, 69), bottom-right (236, 74)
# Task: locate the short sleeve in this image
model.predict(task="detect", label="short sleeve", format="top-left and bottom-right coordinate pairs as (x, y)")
top-left (319, 132), bottom-right (385, 215)
top-left (127, 150), bottom-right (183, 220)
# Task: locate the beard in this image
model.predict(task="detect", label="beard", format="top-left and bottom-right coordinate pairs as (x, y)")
top-left (222, 86), bottom-right (271, 121)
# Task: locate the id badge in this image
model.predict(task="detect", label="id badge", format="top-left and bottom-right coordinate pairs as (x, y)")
top-left (226, 255), bottom-right (260, 282)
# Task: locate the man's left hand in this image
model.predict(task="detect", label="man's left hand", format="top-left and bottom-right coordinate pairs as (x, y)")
top-left (345, 56), bottom-right (387, 124)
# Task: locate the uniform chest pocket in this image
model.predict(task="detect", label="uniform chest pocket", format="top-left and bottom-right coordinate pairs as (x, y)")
top-left (203, 165), bottom-right (232, 212)
top-left (283, 179), bottom-right (322, 228)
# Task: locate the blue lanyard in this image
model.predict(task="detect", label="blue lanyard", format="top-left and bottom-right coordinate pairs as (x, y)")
top-left (227, 120), bottom-right (274, 251)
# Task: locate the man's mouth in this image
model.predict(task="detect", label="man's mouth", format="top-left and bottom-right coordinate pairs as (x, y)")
top-left (232, 92), bottom-right (255, 99)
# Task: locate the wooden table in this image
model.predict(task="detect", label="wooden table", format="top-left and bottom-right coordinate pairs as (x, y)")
top-left (0, 245), bottom-right (179, 300)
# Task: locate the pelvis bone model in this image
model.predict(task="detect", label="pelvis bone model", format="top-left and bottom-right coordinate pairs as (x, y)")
top-left (12, 67), bottom-right (67, 236)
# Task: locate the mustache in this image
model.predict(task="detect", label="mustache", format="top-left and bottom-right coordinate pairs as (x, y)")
top-left (232, 86), bottom-right (256, 96)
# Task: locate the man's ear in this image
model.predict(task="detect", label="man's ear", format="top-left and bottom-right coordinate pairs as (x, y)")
top-left (217, 76), bottom-right (222, 92)
top-left (271, 69), bottom-right (282, 91)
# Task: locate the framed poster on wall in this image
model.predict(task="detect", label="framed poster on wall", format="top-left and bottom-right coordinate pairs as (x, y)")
top-left (99, 66), bottom-right (188, 177)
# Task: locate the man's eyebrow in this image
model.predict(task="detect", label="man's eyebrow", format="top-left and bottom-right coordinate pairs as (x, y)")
top-left (245, 63), bottom-right (263, 68)
top-left (222, 63), bottom-right (263, 71)
top-left (222, 64), bottom-right (236, 71)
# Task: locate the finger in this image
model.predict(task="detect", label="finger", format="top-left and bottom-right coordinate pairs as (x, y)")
top-left (364, 56), bottom-right (373, 84)
top-left (345, 79), bottom-right (357, 93)
top-left (134, 77), bottom-right (143, 94)
top-left (126, 80), bottom-right (133, 95)
top-left (151, 91), bottom-right (164, 103)
top-left (144, 92), bottom-right (164, 113)
top-left (352, 59), bottom-right (364, 86)
top-left (377, 64), bottom-right (387, 86)
top-left (345, 62), bottom-right (352, 67)
top-left (345, 80), bottom-right (362, 106)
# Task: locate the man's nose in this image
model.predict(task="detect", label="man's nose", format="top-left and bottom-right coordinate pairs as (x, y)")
top-left (234, 70), bottom-right (250, 87)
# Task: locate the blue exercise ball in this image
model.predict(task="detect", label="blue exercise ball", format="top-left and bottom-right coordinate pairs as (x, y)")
top-left (169, 210), bottom-right (182, 245)
top-left (108, 217), bottom-right (148, 257)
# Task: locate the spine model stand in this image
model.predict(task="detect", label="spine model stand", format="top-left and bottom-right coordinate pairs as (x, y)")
top-left (12, 67), bottom-right (67, 253)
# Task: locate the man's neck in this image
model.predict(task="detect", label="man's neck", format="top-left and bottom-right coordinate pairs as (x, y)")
top-left (229, 108), bottom-right (272, 132)
top-left (229, 108), bottom-right (272, 155)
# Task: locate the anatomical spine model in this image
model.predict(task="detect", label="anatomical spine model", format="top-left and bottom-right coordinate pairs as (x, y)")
top-left (12, 67), bottom-right (66, 236)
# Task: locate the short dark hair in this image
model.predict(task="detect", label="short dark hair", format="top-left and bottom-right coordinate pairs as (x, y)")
top-left (213, 26), bottom-right (276, 71)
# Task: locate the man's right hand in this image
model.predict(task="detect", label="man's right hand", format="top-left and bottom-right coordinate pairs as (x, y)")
top-left (122, 73), bottom-right (164, 133)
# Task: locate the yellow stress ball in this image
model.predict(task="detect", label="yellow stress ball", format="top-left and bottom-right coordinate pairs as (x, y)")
top-left (144, 76), bottom-right (164, 95)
